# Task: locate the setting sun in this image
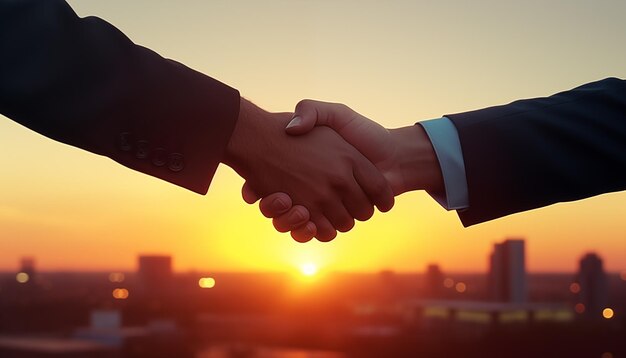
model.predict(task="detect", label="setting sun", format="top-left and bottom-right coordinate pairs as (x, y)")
top-left (300, 263), bottom-right (318, 277)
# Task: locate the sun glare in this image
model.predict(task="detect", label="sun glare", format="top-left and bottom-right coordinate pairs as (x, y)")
top-left (300, 263), bottom-right (318, 277)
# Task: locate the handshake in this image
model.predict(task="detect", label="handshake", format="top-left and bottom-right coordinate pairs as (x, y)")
top-left (223, 99), bottom-right (444, 243)
top-left (3, 2), bottom-right (621, 244)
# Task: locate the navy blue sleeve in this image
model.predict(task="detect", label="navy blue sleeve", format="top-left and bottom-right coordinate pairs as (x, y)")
top-left (446, 78), bottom-right (626, 226)
top-left (0, 0), bottom-right (240, 194)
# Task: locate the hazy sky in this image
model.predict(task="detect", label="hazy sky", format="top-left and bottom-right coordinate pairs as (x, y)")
top-left (1, 0), bottom-right (625, 273)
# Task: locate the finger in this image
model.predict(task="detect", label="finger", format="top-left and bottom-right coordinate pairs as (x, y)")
top-left (259, 193), bottom-right (292, 218)
top-left (324, 203), bottom-right (355, 233)
top-left (241, 181), bottom-right (261, 204)
top-left (272, 205), bottom-right (310, 232)
top-left (312, 214), bottom-right (337, 242)
top-left (353, 158), bottom-right (395, 213)
top-left (286, 100), bottom-right (354, 135)
top-left (290, 222), bottom-right (317, 243)
top-left (342, 181), bottom-right (375, 222)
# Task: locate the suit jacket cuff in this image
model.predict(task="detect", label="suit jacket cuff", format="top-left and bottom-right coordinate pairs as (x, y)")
top-left (106, 59), bottom-right (241, 195)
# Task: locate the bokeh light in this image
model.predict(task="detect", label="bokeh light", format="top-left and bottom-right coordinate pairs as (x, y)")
top-left (602, 308), bottom-right (614, 319)
top-left (15, 272), bottom-right (29, 284)
top-left (455, 282), bottom-right (467, 293)
top-left (443, 278), bottom-right (455, 288)
top-left (198, 277), bottom-right (216, 289)
top-left (574, 303), bottom-right (585, 314)
top-left (112, 288), bottom-right (129, 300)
top-left (620, 271), bottom-right (626, 281)
top-left (569, 282), bottom-right (581, 294)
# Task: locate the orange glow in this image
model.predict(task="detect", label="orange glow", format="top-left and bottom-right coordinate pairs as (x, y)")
top-left (443, 278), bottom-right (455, 288)
top-left (574, 303), bottom-right (585, 314)
top-left (455, 282), bottom-right (467, 293)
top-left (602, 308), bottom-right (614, 319)
top-left (569, 282), bottom-right (581, 294)
top-left (300, 263), bottom-right (318, 277)
top-left (198, 277), bottom-right (216, 289)
top-left (15, 272), bottom-right (29, 284)
top-left (112, 288), bottom-right (129, 300)
top-left (1, 2), bottom-right (626, 275)
top-left (108, 272), bottom-right (125, 283)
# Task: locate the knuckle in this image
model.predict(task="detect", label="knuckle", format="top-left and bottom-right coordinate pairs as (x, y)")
top-left (338, 103), bottom-right (350, 113)
top-left (289, 207), bottom-right (308, 224)
top-left (295, 99), bottom-right (314, 112)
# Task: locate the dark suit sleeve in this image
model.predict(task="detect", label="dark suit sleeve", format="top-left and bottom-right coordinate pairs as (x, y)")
top-left (446, 78), bottom-right (626, 226)
top-left (0, 0), bottom-right (240, 194)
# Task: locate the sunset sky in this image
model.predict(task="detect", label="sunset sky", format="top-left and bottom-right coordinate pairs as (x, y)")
top-left (1, 0), bottom-right (625, 274)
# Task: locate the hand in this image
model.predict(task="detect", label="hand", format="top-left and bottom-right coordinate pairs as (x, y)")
top-left (246, 100), bottom-right (444, 237)
top-left (224, 99), bottom-right (394, 242)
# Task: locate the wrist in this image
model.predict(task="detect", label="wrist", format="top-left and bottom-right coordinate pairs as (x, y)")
top-left (387, 125), bottom-right (443, 195)
top-left (223, 98), bottom-right (261, 173)
top-left (223, 99), bottom-right (293, 179)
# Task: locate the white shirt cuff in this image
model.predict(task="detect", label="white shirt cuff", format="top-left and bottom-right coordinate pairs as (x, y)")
top-left (418, 117), bottom-right (469, 210)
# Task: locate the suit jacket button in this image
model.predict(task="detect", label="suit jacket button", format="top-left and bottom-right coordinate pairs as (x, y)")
top-left (135, 140), bottom-right (149, 159)
top-left (152, 148), bottom-right (167, 167)
top-left (168, 153), bottom-right (185, 172)
top-left (118, 132), bottom-right (133, 152)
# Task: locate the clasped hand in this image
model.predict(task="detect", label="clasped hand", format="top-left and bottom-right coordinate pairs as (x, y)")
top-left (224, 99), bottom-right (442, 243)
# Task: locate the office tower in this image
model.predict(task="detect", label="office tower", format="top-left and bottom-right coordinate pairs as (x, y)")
top-left (488, 239), bottom-right (527, 303)
top-left (575, 252), bottom-right (608, 317)
top-left (20, 257), bottom-right (36, 277)
top-left (424, 264), bottom-right (444, 298)
top-left (138, 255), bottom-right (173, 294)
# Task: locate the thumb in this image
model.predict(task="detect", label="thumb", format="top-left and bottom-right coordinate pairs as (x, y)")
top-left (286, 99), bottom-right (354, 135)
top-left (285, 115), bottom-right (315, 135)
top-left (285, 112), bottom-right (316, 136)
top-left (241, 181), bottom-right (261, 204)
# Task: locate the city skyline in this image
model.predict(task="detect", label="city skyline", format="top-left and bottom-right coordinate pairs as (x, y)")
top-left (4, 245), bottom-right (625, 277)
top-left (1, 1), bottom-right (626, 273)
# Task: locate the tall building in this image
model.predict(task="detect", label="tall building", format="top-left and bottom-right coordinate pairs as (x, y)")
top-left (488, 239), bottom-right (527, 303)
top-left (20, 257), bottom-right (36, 277)
top-left (424, 264), bottom-right (444, 298)
top-left (575, 252), bottom-right (608, 317)
top-left (138, 255), bottom-right (173, 294)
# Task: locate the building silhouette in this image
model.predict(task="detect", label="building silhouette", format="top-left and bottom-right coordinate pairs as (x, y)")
top-left (138, 255), bottom-right (173, 295)
top-left (424, 264), bottom-right (445, 298)
top-left (575, 252), bottom-right (608, 318)
top-left (488, 239), bottom-right (527, 303)
top-left (20, 257), bottom-right (36, 277)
